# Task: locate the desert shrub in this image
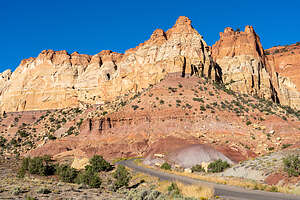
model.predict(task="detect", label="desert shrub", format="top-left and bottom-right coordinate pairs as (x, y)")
top-left (76, 118), bottom-right (83, 128)
top-left (56, 164), bottom-right (78, 183)
top-left (48, 134), bottom-right (56, 140)
top-left (268, 147), bottom-right (275, 151)
top-left (282, 143), bottom-right (292, 149)
top-left (61, 118), bottom-right (66, 123)
top-left (176, 100), bottom-right (181, 104)
top-left (168, 87), bottom-right (177, 92)
top-left (49, 117), bottom-right (55, 122)
top-left (192, 97), bottom-right (204, 103)
top-left (132, 105), bottom-right (139, 110)
top-left (17, 129), bottom-right (29, 137)
top-left (246, 121), bottom-right (252, 126)
top-left (283, 155), bottom-right (300, 177)
top-left (49, 128), bottom-right (55, 133)
top-left (66, 126), bottom-right (75, 135)
top-left (0, 136), bottom-right (7, 147)
top-left (75, 169), bottom-right (102, 188)
top-left (160, 162), bottom-right (171, 170)
top-left (17, 167), bottom-right (26, 178)
top-left (20, 156), bottom-right (55, 176)
top-left (200, 105), bottom-right (206, 111)
top-left (191, 164), bottom-right (205, 172)
top-left (208, 159), bottom-right (230, 173)
top-left (37, 188), bottom-right (51, 194)
top-left (168, 182), bottom-right (180, 195)
top-left (113, 165), bottom-right (131, 190)
top-left (86, 155), bottom-right (112, 172)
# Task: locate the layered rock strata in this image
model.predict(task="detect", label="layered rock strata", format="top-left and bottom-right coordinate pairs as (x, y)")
top-left (212, 26), bottom-right (275, 101)
top-left (0, 16), bottom-right (216, 112)
top-left (265, 43), bottom-right (300, 108)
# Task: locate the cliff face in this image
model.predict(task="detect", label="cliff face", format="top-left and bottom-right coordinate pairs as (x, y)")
top-left (212, 26), bottom-right (275, 101)
top-left (212, 26), bottom-right (300, 109)
top-left (265, 43), bottom-right (300, 108)
top-left (1, 17), bottom-right (300, 112)
top-left (0, 16), bottom-right (216, 112)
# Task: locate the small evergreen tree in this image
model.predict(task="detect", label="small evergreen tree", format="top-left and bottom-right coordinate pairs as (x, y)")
top-left (208, 159), bottom-right (230, 173)
top-left (113, 165), bottom-right (131, 190)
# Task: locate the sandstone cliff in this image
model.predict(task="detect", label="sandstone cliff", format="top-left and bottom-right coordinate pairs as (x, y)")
top-left (265, 43), bottom-right (300, 108)
top-left (0, 16), bottom-right (216, 112)
top-left (212, 26), bottom-right (275, 101)
top-left (1, 17), bottom-right (300, 111)
top-left (212, 26), bottom-right (300, 109)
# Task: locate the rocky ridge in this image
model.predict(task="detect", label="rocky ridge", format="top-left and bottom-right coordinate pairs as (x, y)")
top-left (212, 26), bottom-right (276, 103)
top-left (1, 16), bottom-right (300, 111)
top-left (0, 16), bottom-right (216, 112)
top-left (265, 43), bottom-right (300, 108)
top-left (212, 27), bottom-right (300, 109)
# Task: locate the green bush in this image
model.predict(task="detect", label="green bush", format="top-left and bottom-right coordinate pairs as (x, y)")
top-left (113, 165), bottom-right (131, 190)
top-left (200, 105), bottom-right (206, 111)
top-left (191, 164), bottom-right (205, 172)
top-left (160, 162), bottom-right (171, 170)
top-left (87, 155), bottom-right (112, 172)
top-left (208, 159), bottom-right (230, 173)
top-left (56, 164), bottom-right (78, 183)
top-left (132, 105), bottom-right (139, 110)
top-left (48, 134), bottom-right (56, 140)
top-left (17, 129), bottom-right (29, 137)
top-left (192, 97), bottom-right (204, 103)
top-left (168, 182), bottom-right (180, 195)
top-left (0, 136), bottom-right (7, 147)
top-left (19, 156), bottom-right (55, 176)
top-left (283, 155), bottom-right (300, 177)
top-left (75, 169), bottom-right (102, 188)
top-left (282, 143), bottom-right (292, 149)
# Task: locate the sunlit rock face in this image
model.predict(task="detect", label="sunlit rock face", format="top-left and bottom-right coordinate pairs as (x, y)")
top-left (212, 26), bottom-right (300, 109)
top-left (265, 43), bottom-right (300, 109)
top-left (0, 16), bottom-right (216, 112)
top-left (212, 26), bottom-right (274, 101)
top-left (2, 16), bottom-right (300, 112)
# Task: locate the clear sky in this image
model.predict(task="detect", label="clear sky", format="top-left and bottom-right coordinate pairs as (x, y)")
top-left (1, 0), bottom-right (299, 72)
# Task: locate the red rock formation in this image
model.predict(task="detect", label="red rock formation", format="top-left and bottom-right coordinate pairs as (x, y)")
top-left (0, 16), bottom-right (215, 112)
top-left (265, 43), bottom-right (300, 108)
top-left (212, 26), bottom-right (273, 100)
top-left (212, 26), bottom-right (264, 60)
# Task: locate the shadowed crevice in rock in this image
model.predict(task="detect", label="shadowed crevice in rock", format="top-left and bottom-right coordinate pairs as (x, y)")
top-left (181, 57), bottom-right (186, 78)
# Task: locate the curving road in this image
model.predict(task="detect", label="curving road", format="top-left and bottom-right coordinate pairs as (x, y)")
top-left (118, 159), bottom-right (300, 200)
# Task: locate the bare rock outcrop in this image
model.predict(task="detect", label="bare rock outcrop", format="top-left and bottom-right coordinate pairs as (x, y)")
top-left (0, 69), bottom-right (11, 96)
top-left (0, 16), bottom-right (216, 112)
top-left (212, 26), bottom-right (274, 100)
top-left (265, 43), bottom-right (300, 108)
top-left (212, 27), bottom-right (300, 109)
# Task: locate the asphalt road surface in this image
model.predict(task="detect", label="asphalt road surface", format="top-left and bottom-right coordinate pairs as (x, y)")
top-left (118, 159), bottom-right (300, 200)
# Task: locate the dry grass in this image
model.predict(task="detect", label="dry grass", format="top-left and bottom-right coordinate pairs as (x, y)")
top-left (133, 171), bottom-right (214, 199)
top-left (131, 171), bottom-right (159, 185)
top-left (156, 180), bottom-right (214, 199)
top-left (136, 161), bottom-right (296, 195)
top-left (176, 182), bottom-right (214, 199)
top-left (171, 170), bottom-right (295, 194)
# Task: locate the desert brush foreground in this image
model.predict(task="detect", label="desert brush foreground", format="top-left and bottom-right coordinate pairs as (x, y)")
top-left (1, 16), bottom-right (300, 199)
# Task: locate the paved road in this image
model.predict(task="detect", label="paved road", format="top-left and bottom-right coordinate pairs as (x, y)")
top-left (118, 159), bottom-right (300, 200)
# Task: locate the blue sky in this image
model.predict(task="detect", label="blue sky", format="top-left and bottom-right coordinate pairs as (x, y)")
top-left (1, 0), bottom-right (299, 72)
